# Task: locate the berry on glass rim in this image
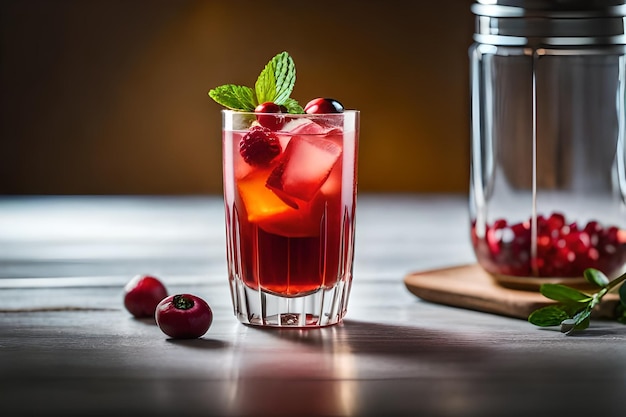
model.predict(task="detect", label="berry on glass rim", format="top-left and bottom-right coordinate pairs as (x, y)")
top-left (123, 274), bottom-right (168, 318)
top-left (239, 125), bottom-right (282, 167)
top-left (155, 294), bottom-right (213, 339)
top-left (304, 98), bottom-right (344, 114)
top-left (255, 101), bottom-right (285, 131)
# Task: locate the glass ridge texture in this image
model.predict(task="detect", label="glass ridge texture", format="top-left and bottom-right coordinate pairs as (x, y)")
top-left (221, 110), bottom-right (359, 327)
top-left (469, 41), bottom-right (626, 286)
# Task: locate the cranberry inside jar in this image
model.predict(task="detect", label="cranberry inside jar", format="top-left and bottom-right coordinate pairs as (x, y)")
top-left (472, 212), bottom-right (626, 279)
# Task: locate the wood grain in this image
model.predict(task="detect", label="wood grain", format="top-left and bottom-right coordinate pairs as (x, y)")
top-left (404, 263), bottom-right (620, 319)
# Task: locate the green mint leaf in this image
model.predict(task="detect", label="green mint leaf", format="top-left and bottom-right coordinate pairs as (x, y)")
top-left (273, 53), bottom-right (296, 105)
top-left (255, 60), bottom-right (276, 104)
top-left (619, 278), bottom-right (626, 305)
top-left (208, 84), bottom-right (256, 111)
top-left (560, 318), bottom-right (577, 334)
top-left (561, 308), bottom-right (591, 334)
top-left (528, 305), bottom-right (571, 327)
top-left (539, 283), bottom-right (592, 304)
top-left (255, 51), bottom-right (296, 106)
top-left (209, 51), bottom-right (302, 111)
top-left (281, 97), bottom-right (304, 114)
top-left (584, 268), bottom-right (609, 288)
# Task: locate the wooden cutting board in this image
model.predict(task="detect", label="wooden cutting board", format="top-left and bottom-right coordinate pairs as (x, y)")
top-left (403, 264), bottom-right (619, 320)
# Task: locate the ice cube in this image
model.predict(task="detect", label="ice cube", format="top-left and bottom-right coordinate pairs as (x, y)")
top-left (266, 136), bottom-right (342, 202)
top-left (280, 117), bottom-right (342, 136)
top-left (275, 117), bottom-right (343, 159)
top-left (279, 117), bottom-right (313, 133)
top-left (320, 164), bottom-right (342, 196)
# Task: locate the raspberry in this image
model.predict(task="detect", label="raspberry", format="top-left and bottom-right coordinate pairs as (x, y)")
top-left (239, 126), bottom-right (282, 166)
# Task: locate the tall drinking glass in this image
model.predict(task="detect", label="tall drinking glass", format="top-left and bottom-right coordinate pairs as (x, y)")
top-left (222, 110), bottom-right (359, 327)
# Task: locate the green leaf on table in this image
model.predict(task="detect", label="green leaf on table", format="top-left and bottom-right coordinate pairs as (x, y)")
top-left (539, 283), bottom-right (592, 304)
top-left (584, 268), bottom-right (609, 288)
top-left (530, 270), bottom-right (626, 334)
top-left (208, 84), bottom-right (256, 111)
top-left (255, 51), bottom-right (296, 106)
top-left (528, 305), bottom-right (571, 327)
top-left (561, 308), bottom-right (591, 334)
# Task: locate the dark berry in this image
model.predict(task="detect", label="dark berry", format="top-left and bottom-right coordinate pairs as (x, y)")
top-left (304, 98), bottom-right (344, 114)
top-left (155, 294), bottom-right (213, 339)
top-left (124, 275), bottom-right (168, 318)
top-left (255, 101), bottom-right (285, 130)
top-left (239, 125), bottom-right (282, 166)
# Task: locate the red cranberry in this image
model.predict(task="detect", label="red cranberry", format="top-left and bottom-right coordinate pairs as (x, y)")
top-left (239, 125), bottom-right (282, 166)
top-left (546, 212), bottom-right (565, 231)
top-left (304, 98), bottom-right (344, 114)
top-left (155, 294), bottom-right (213, 339)
top-left (123, 275), bottom-right (168, 318)
top-left (486, 219), bottom-right (507, 254)
top-left (255, 101), bottom-right (285, 131)
top-left (584, 220), bottom-right (602, 235)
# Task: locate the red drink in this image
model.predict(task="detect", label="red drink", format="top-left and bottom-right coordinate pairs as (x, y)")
top-left (222, 111), bottom-right (359, 326)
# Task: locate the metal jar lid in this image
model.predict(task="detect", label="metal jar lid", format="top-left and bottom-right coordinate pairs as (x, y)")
top-left (472, 0), bottom-right (626, 46)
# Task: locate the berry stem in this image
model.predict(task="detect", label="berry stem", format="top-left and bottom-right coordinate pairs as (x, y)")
top-left (173, 295), bottom-right (195, 310)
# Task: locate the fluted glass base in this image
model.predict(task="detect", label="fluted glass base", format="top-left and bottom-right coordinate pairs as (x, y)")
top-left (229, 277), bottom-right (352, 328)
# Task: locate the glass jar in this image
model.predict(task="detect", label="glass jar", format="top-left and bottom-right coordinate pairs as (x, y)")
top-left (469, 0), bottom-right (626, 288)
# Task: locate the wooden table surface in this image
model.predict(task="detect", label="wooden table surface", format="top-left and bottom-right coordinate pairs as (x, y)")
top-left (1, 195), bottom-right (624, 417)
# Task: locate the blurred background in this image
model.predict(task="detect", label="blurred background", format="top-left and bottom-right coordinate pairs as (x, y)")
top-left (0, 0), bottom-right (474, 195)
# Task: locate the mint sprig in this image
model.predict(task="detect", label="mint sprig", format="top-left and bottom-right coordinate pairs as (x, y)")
top-left (208, 84), bottom-right (256, 111)
top-left (528, 268), bottom-right (626, 334)
top-left (208, 51), bottom-right (303, 113)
